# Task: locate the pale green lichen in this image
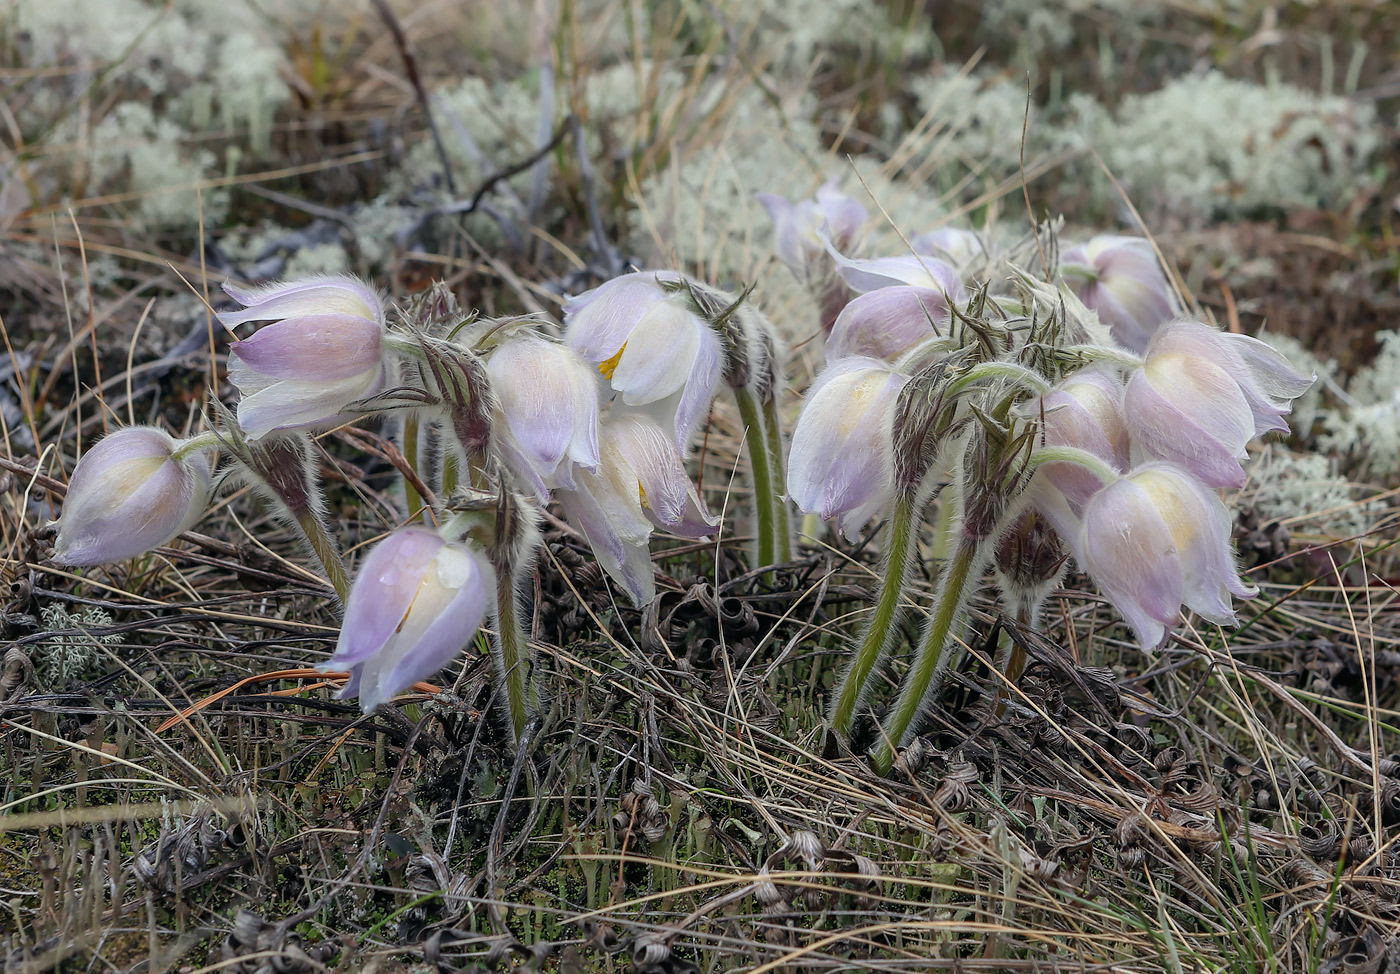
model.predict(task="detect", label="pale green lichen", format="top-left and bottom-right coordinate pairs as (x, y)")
top-left (1319, 331), bottom-right (1400, 481)
top-left (1251, 446), bottom-right (1380, 538)
top-left (10, 0), bottom-right (295, 228)
top-left (83, 103), bottom-right (227, 227)
top-left (36, 603), bottom-right (121, 684)
top-left (908, 70), bottom-right (1049, 185)
top-left (1083, 71), bottom-right (1380, 218)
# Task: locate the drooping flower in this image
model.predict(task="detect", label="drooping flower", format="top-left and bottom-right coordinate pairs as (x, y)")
top-left (320, 527), bottom-right (494, 713)
top-left (1028, 369), bottom-right (1131, 507)
top-left (486, 332), bottom-right (601, 496)
top-left (1059, 236), bottom-right (1179, 353)
top-left (53, 427), bottom-right (212, 565)
top-left (221, 275), bottom-right (389, 439)
top-left (757, 180), bottom-right (868, 283)
top-left (787, 357), bottom-right (908, 538)
top-left (563, 271), bottom-right (723, 449)
top-left (1144, 320), bottom-right (1315, 438)
top-left (1123, 321), bottom-right (1313, 488)
top-left (555, 416), bottom-right (718, 606)
top-left (825, 286), bottom-right (954, 363)
top-left (1077, 463), bottom-right (1256, 649)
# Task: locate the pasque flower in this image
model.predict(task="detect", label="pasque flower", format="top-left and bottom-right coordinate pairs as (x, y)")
top-left (826, 286), bottom-right (954, 362)
top-left (1059, 236), bottom-right (1179, 353)
top-left (320, 527), bottom-right (494, 712)
top-left (824, 240), bottom-right (967, 299)
top-left (221, 275), bottom-right (389, 439)
top-left (788, 357), bottom-right (907, 538)
top-left (53, 426), bottom-right (212, 565)
top-left (1124, 320), bottom-right (1313, 488)
top-left (486, 332), bottom-right (601, 496)
top-left (1029, 368), bottom-right (1130, 507)
top-left (556, 416), bottom-right (718, 606)
top-left (563, 271), bottom-right (722, 449)
top-left (1077, 463), bottom-right (1256, 649)
top-left (757, 180), bottom-right (868, 283)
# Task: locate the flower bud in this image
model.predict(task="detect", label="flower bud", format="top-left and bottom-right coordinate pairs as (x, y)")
top-left (564, 271), bottom-right (723, 449)
top-left (826, 286), bottom-right (952, 363)
top-left (1059, 236), bottom-right (1178, 353)
top-left (320, 527), bottom-right (494, 712)
top-left (1078, 463), bottom-right (1256, 649)
top-left (993, 509), bottom-right (1069, 618)
top-left (53, 427), bottom-right (212, 565)
top-left (757, 180), bottom-right (868, 283)
top-left (486, 332), bottom-right (601, 496)
top-left (787, 357), bottom-right (907, 539)
top-left (221, 275), bottom-right (388, 439)
top-left (1124, 321), bottom-right (1312, 488)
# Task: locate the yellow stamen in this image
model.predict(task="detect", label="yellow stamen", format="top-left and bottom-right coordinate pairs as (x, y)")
top-left (638, 483), bottom-right (650, 510)
top-left (598, 343), bottom-right (627, 381)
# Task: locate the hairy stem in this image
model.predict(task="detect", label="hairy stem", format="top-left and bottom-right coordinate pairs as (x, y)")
top-left (294, 511), bottom-right (351, 602)
top-left (829, 493), bottom-right (918, 737)
top-left (734, 386), bottom-right (776, 569)
top-left (872, 536), bottom-right (982, 775)
top-left (760, 392), bottom-right (793, 563)
top-left (493, 567), bottom-right (535, 742)
top-left (402, 414), bottom-right (424, 521)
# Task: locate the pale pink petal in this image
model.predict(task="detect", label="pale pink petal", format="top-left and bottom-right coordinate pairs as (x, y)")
top-left (220, 275), bottom-right (382, 328)
top-left (230, 314), bottom-right (382, 381)
top-left (827, 286), bottom-right (950, 362)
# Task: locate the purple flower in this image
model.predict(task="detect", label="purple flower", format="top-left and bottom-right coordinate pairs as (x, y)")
top-left (826, 286), bottom-right (952, 362)
top-left (563, 271), bottom-right (723, 449)
top-left (555, 416), bottom-right (718, 606)
top-left (53, 427), bottom-right (211, 565)
top-left (824, 241), bottom-right (967, 299)
top-left (757, 180), bottom-right (868, 282)
top-left (487, 332), bottom-right (601, 496)
top-left (1077, 463), bottom-right (1256, 649)
top-left (1124, 321), bottom-right (1313, 488)
top-left (787, 357), bottom-right (907, 538)
top-left (1059, 236), bottom-right (1179, 353)
top-left (1146, 321), bottom-right (1314, 438)
top-left (221, 276), bottom-right (388, 439)
top-left (1029, 369), bottom-right (1130, 507)
top-left (320, 527), bottom-right (494, 712)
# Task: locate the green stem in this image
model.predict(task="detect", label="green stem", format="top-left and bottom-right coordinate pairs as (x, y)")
top-left (1027, 445), bottom-right (1121, 485)
top-left (948, 361), bottom-right (1052, 397)
top-left (872, 535), bottom-right (982, 775)
top-left (170, 430), bottom-right (221, 461)
top-left (294, 511), bottom-right (352, 602)
top-left (760, 392), bottom-right (792, 563)
top-left (829, 493), bottom-right (918, 737)
top-left (402, 414), bottom-right (424, 522)
top-left (734, 386), bottom-right (776, 569)
top-left (930, 487), bottom-right (958, 565)
top-left (493, 569), bottom-right (535, 742)
top-left (441, 446), bottom-right (461, 498)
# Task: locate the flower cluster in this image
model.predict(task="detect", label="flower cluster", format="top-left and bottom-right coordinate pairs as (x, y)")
top-left (770, 200), bottom-right (1312, 768)
top-left (50, 270), bottom-right (782, 737)
top-left (46, 205), bottom-right (1312, 775)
